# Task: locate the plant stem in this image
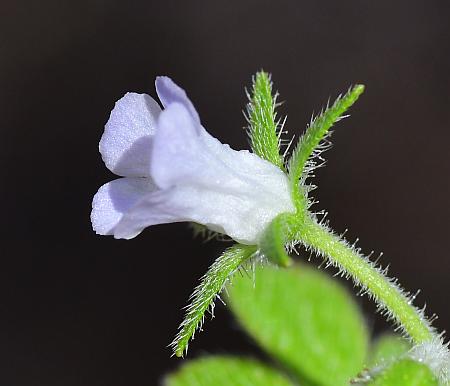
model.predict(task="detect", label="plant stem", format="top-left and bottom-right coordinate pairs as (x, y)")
top-left (296, 216), bottom-right (433, 345)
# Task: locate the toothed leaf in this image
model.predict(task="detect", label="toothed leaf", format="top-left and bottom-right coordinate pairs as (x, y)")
top-left (288, 84), bottom-right (364, 207)
top-left (228, 264), bottom-right (369, 386)
top-left (164, 356), bottom-right (295, 386)
top-left (171, 244), bottom-right (256, 357)
top-left (247, 71), bottom-right (284, 168)
top-left (367, 359), bottom-right (438, 386)
top-left (369, 334), bottom-right (411, 366)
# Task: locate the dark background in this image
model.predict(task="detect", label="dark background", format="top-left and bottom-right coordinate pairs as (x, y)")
top-left (1, 1), bottom-right (449, 385)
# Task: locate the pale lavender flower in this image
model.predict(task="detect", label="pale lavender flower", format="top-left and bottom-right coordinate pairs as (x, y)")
top-left (91, 77), bottom-right (294, 245)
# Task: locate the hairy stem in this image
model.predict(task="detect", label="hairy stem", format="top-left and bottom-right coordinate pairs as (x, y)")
top-left (296, 216), bottom-right (433, 345)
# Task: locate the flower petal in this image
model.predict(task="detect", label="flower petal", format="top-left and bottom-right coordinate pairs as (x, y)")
top-left (91, 177), bottom-right (156, 238)
top-left (94, 78), bottom-right (295, 244)
top-left (150, 102), bottom-right (206, 189)
top-left (155, 76), bottom-right (200, 124)
top-left (114, 180), bottom-right (292, 244)
top-left (99, 92), bottom-right (161, 177)
top-left (112, 186), bottom-right (192, 239)
top-left (149, 102), bottom-right (295, 244)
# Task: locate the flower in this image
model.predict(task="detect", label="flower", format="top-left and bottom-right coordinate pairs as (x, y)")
top-left (91, 76), bottom-right (294, 245)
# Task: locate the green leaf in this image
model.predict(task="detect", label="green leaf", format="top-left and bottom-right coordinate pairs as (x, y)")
top-left (367, 359), bottom-right (438, 386)
top-left (171, 244), bottom-right (257, 357)
top-left (164, 356), bottom-right (295, 386)
top-left (369, 334), bottom-right (411, 366)
top-left (247, 71), bottom-right (284, 168)
top-left (228, 264), bottom-right (368, 386)
top-left (288, 84), bottom-right (364, 208)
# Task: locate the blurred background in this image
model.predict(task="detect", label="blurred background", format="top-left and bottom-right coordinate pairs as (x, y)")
top-left (1, 1), bottom-right (449, 385)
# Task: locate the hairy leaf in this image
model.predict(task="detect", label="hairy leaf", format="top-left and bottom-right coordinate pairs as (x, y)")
top-left (369, 334), bottom-right (411, 366)
top-left (228, 264), bottom-right (369, 386)
top-left (367, 359), bottom-right (438, 386)
top-left (259, 213), bottom-right (298, 267)
top-left (164, 356), bottom-right (295, 386)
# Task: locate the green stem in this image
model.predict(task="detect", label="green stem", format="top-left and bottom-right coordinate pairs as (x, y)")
top-left (295, 216), bottom-right (433, 344)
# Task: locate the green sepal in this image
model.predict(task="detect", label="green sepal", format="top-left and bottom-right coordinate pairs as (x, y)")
top-left (189, 222), bottom-right (223, 242)
top-left (259, 213), bottom-right (298, 267)
top-left (288, 84), bottom-right (364, 208)
top-left (247, 71), bottom-right (284, 168)
top-left (171, 244), bottom-right (256, 357)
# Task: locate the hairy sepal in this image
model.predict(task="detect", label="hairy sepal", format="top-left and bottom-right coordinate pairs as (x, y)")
top-left (288, 84), bottom-right (364, 208)
top-left (171, 244), bottom-right (257, 357)
top-left (246, 71), bottom-right (285, 168)
top-left (259, 213), bottom-right (299, 267)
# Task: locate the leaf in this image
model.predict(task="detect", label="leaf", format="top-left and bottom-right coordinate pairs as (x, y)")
top-left (228, 264), bottom-right (369, 386)
top-left (246, 71), bottom-right (284, 168)
top-left (164, 356), bottom-right (295, 386)
top-left (369, 334), bottom-right (411, 366)
top-left (367, 359), bottom-right (438, 386)
top-left (288, 84), bottom-right (364, 208)
top-left (171, 244), bottom-right (257, 357)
